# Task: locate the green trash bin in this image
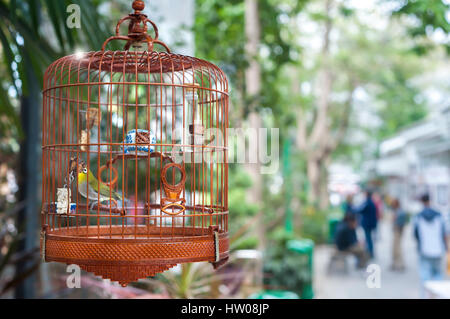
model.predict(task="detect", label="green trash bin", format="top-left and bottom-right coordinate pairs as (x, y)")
top-left (286, 239), bottom-right (314, 299)
top-left (328, 214), bottom-right (342, 244)
top-left (249, 290), bottom-right (299, 299)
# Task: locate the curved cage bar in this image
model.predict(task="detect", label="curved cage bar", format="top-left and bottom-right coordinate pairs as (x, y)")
top-left (40, 1), bottom-right (229, 286)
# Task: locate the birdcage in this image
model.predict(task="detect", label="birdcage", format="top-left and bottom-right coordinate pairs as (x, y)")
top-left (40, 0), bottom-right (229, 286)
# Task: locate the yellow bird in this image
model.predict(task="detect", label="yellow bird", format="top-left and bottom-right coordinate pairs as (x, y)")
top-left (75, 160), bottom-right (122, 208)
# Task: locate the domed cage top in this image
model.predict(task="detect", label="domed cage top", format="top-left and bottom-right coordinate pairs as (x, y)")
top-left (40, 0), bottom-right (229, 286)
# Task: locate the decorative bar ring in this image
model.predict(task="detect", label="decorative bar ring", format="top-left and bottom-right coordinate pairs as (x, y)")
top-left (98, 162), bottom-right (118, 188)
top-left (161, 203), bottom-right (186, 216)
top-left (114, 16), bottom-right (134, 36)
top-left (143, 18), bottom-right (159, 40)
top-left (101, 35), bottom-right (171, 53)
top-left (161, 197), bottom-right (186, 216)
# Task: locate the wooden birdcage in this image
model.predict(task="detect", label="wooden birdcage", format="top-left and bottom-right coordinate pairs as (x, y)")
top-left (40, 0), bottom-right (229, 286)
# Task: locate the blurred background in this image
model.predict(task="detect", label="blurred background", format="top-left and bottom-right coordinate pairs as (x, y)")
top-left (0, 0), bottom-right (449, 299)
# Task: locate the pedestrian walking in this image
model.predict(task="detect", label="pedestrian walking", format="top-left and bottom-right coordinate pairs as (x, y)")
top-left (414, 193), bottom-right (448, 298)
top-left (373, 192), bottom-right (384, 221)
top-left (357, 190), bottom-right (378, 259)
top-left (373, 192), bottom-right (384, 241)
top-left (391, 198), bottom-right (407, 271)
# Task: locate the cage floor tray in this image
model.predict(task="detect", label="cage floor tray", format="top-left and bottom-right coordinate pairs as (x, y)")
top-left (42, 225), bottom-right (229, 286)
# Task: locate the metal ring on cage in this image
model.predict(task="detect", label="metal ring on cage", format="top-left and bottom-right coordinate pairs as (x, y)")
top-left (161, 163), bottom-right (186, 189)
top-left (161, 163), bottom-right (186, 198)
top-left (98, 163), bottom-right (118, 188)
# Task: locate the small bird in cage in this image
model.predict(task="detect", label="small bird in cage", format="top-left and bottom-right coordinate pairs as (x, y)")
top-left (75, 160), bottom-right (123, 209)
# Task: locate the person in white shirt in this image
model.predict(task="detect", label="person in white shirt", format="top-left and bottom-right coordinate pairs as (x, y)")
top-left (413, 193), bottom-right (448, 297)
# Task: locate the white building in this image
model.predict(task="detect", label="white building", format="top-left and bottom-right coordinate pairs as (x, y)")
top-left (376, 106), bottom-right (450, 214)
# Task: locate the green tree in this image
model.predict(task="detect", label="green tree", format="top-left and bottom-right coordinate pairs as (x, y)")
top-left (389, 0), bottom-right (450, 54)
top-left (282, 0), bottom-right (430, 208)
top-left (0, 0), bottom-right (112, 135)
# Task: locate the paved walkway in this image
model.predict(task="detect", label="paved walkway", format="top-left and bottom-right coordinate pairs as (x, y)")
top-left (314, 218), bottom-right (426, 298)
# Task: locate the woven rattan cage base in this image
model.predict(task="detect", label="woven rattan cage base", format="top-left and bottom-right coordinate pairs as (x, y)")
top-left (41, 225), bottom-right (229, 286)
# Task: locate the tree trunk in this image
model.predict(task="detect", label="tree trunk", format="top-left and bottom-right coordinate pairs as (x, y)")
top-left (15, 51), bottom-right (40, 299)
top-left (295, 0), bottom-right (357, 213)
top-left (297, 0), bottom-right (334, 209)
top-left (244, 0), bottom-right (264, 288)
top-left (307, 158), bottom-right (321, 205)
top-left (319, 159), bottom-right (330, 210)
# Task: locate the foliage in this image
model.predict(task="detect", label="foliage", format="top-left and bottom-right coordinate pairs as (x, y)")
top-left (232, 235), bottom-right (259, 250)
top-left (194, 0), bottom-right (307, 119)
top-left (142, 208), bottom-right (265, 299)
top-left (389, 0), bottom-right (450, 54)
top-left (297, 206), bottom-right (330, 244)
top-left (0, 202), bottom-right (40, 296)
top-left (153, 263), bottom-right (217, 299)
top-left (0, 0), bottom-right (112, 137)
top-left (299, 1), bottom-right (430, 165)
top-left (263, 230), bottom-right (310, 296)
top-left (374, 68), bottom-right (427, 140)
top-left (227, 165), bottom-right (260, 239)
top-left (228, 167), bottom-right (257, 215)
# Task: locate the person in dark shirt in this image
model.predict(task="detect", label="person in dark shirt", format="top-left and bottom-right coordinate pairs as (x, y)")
top-left (334, 212), bottom-right (368, 268)
top-left (357, 190), bottom-right (378, 259)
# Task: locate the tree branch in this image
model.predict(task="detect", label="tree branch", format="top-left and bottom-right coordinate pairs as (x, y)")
top-left (307, 0), bottom-right (334, 149)
top-left (296, 108), bottom-right (308, 150)
top-left (327, 82), bottom-right (357, 152)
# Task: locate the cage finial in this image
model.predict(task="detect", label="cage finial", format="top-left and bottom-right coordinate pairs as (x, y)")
top-left (101, 0), bottom-right (171, 52)
top-left (132, 0), bottom-right (145, 14)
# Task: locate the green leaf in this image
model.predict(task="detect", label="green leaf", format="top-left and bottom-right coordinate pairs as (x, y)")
top-left (0, 24), bottom-right (19, 93)
top-left (43, 0), bottom-right (66, 51)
